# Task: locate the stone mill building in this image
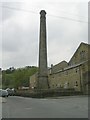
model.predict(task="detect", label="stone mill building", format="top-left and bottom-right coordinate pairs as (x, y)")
top-left (30, 42), bottom-right (90, 94)
top-left (29, 10), bottom-right (90, 94)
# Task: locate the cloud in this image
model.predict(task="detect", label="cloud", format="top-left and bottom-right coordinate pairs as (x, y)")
top-left (1, 1), bottom-right (88, 69)
top-left (2, 2), bottom-right (23, 21)
top-left (47, 3), bottom-right (88, 65)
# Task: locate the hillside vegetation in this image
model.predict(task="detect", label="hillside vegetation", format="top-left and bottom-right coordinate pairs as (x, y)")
top-left (2, 66), bottom-right (38, 89)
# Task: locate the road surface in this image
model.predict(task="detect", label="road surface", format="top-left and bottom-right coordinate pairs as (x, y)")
top-left (0, 97), bottom-right (2, 119)
top-left (1, 96), bottom-right (88, 118)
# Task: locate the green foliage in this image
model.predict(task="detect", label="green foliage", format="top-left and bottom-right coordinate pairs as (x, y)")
top-left (2, 66), bottom-right (38, 89)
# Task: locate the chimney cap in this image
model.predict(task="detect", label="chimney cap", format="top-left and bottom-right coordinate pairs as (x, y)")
top-left (40, 10), bottom-right (46, 15)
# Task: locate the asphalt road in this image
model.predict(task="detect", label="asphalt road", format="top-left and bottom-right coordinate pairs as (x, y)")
top-left (1, 96), bottom-right (88, 118)
top-left (0, 97), bottom-right (2, 119)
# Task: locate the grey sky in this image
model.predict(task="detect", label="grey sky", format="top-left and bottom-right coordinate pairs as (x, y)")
top-left (0, 0), bottom-right (89, 69)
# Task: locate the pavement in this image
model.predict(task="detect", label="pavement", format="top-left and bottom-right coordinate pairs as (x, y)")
top-left (47, 95), bottom-right (88, 99)
top-left (2, 96), bottom-right (88, 118)
top-left (0, 97), bottom-right (7, 103)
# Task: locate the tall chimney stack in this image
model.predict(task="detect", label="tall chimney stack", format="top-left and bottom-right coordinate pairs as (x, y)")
top-left (38, 10), bottom-right (49, 89)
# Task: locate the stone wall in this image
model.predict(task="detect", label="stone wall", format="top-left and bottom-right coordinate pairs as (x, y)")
top-left (30, 42), bottom-right (90, 94)
top-left (69, 43), bottom-right (89, 66)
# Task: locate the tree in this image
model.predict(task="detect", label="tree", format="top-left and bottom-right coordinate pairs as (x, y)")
top-left (2, 66), bottom-right (38, 89)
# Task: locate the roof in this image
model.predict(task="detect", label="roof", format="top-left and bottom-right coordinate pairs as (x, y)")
top-left (52, 60), bottom-right (89, 74)
top-left (69, 42), bottom-right (90, 64)
top-left (52, 60), bottom-right (68, 67)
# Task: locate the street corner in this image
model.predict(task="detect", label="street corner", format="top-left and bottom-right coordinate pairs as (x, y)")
top-left (0, 97), bottom-right (7, 103)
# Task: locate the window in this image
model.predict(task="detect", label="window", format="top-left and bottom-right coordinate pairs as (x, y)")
top-left (75, 68), bottom-right (79, 73)
top-left (65, 71), bottom-right (68, 75)
top-left (76, 68), bottom-right (78, 73)
top-left (80, 50), bottom-right (86, 60)
top-left (56, 84), bottom-right (57, 86)
top-left (76, 81), bottom-right (78, 86)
